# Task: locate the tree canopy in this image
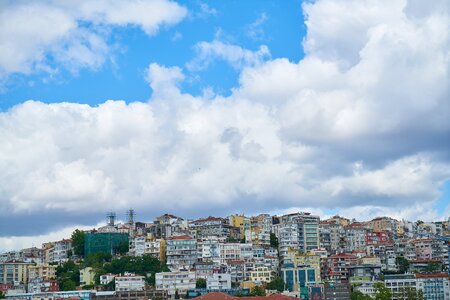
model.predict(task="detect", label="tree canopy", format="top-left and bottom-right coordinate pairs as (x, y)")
top-left (71, 229), bottom-right (85, 257)
top-left (196, 278), bottom-right (207, 289)
top-left (56, 260), bottom-right (80, 291)
top-left (374, 282), bottom-right (392, 300)
top-left (266, 277), bottom-right (284, 292)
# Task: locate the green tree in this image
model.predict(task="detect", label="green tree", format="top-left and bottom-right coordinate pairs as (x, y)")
top-left (398, 287), bottom-right (424, 300)
top-left (196, 278), bottom-right (206, 289)
top-left (61, 279), bottom-right (76, 291)
top-left (56, 260), bottom-right (81, 291)
top-left (395, 256), bottom-right (410, 273)
top-left (424, 262), bottom-right (443, 273)
top-left (351, 291), bottom-right (373, 300)
top-left (226, 236), bottom-right (239, 243)
top-left (115, 240), bottom-right (129, 255)
top-left (84, 252), bottom-right (112, 267)
top-left (374, 282), bottom-right (392, 300)
top-left (250, 286), bottom-right (266, 296)
top-left (102, 255), bottom-right (168, 286)
top-left (270, 233), bottom-right (279, 248)
top-left (266, 277), bottom-right (284, 292)
top-left (0, 291), bottom-right (5, 299)
top-left (71, 229), bottom-right (86, 257)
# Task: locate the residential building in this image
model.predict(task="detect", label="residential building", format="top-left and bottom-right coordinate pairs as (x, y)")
top-left (28, 265), bottom-right (57, 281)
top-left (229, 215), bottom-right (251, 240)
top-left (79, 267), bottom-right (95, 286)
top-left (0, 260), bottom-right (32, 285)
top-left (115, 273), bottom-right (145, 292)
top-left (276, 213), bottom-right (320, 262)
top-left (166, 236), bottom-right (197, 271)
top-left (323, 282), bottom-right (351, 300)
top-left (99, 273), bottom-right (115, 285)
top-left (207, 273), bottom-right (231, 290)
top-left (197, 239), bottom-right (220, 263)
top-left (190, 217), bottom-right (240, 240)
top-left (344, 223), bottom-right (367, 252)
top-left (250, 266), bottom-right (273, 285)
top-left (194, 262), bottom-right (217, 279)
top-left (144, 238), bottom-right (166, 261)
top-left (219, 243), bottom-right (253, 265)
top-left (281, 263), bottom-right (319, 297)
top-left (155, 271), bottom-right (196, 296)
top-left (27, 278), bottom-right (59, 293)
top-left (415, 272), bottom-right (450, 300)
top-left (128, 234), bottom-right (146, 256)
top-left (384, 274), bottom-right (417, 300)
top-left (326, 254), bottom-right (357, 280)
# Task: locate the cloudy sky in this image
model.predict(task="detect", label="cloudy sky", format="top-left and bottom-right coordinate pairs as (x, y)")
top-left (0, 0), bottom-right (449, 251)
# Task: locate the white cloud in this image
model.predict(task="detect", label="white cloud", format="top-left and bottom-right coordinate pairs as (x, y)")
top-left (1, 0), bottom-right (450, 241)
top-left (0, 222), bottom-right (104, 252)
top-left (246, 12), bottom-right (269, 41)
top-left (187, 40), bottom-right (271, 71)
top-left (0, 0), bottom-right (187, 79)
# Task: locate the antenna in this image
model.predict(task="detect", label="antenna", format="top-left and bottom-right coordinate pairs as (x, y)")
top-left (107, 212), bottom-right (116, 226)
top-left (127, 208), bottom-right (136, 225)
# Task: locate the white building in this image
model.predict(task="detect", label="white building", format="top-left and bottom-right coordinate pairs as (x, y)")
top-left (206, 273), bottom-right (231, 291)
top-left (197, 239), bottom-right (220, 263)
top-left (219, 243), bottom-right (253, 264)
top-left (155, 271), bottom-right (196, 296)
top-left (129, 235), bottom-right (146, 256)
top-left (100, 273), bottom-right (116, 285)
top-left (384, 274), bottom-right (417, 300)
top-left (115, 273), bottom-right (145, 292)
top-left (416, 273), bottom-right (450, 300)
top-left (166, 236), bottom-right (197, 271)
top-left (144, 239), bottom-right (165, 261)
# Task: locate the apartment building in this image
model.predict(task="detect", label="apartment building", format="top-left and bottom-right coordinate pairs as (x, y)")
top-left (115, 273), bottom-right (145, 292)
top-left (166, 236), bottom-right (197, 271)
top-left (155, 271), bottom-right (196, 296)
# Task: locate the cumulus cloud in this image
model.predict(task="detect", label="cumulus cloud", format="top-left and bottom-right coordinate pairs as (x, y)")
top-left (0, 0), bottom-right (187, 80)
top-left (1, 0), bottom-right (450, 244)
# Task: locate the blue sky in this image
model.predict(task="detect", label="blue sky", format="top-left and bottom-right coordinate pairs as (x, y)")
top-left (1, 0), bottom-right (304, 109)
top-left (0, 0), bottom-right (449, 250)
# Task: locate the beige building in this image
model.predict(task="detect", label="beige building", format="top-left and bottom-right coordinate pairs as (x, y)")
top-left (79, 267), bottom-right (95, 286)
top-left (0, 260), bottom-right (33, 285)
top-left (250, 266), bottom-right (273, 285)
top-left (28, 265), bottom-right (57, 281)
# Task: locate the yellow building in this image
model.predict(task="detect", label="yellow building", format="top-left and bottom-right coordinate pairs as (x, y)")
top-left (229, 215), bottom-right (250, 239)
top-left (241, 281), bottom-right (256, 289)
top-left (79, 267), bottom-right (95, 286)
top-left (28, 265), bottom-right (57, 281)
top-left (0, 260), bottom-right (32, 285)
top-left (286, 251), bottom-right (321, 281)
top-left (250, 267), bottom-right (273, 285)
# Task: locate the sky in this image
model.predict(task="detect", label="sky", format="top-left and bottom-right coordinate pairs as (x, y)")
top-left (0, 0), bottom-right (449, 251)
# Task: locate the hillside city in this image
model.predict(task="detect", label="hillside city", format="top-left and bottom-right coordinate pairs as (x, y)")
top-left (0, 211), bottom-right (449, 300)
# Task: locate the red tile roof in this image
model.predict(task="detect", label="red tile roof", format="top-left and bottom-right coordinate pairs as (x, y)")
top-left (168, 235), bottom-right (194, 240)
top-left (415, 272), bottom-right (450, 278)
